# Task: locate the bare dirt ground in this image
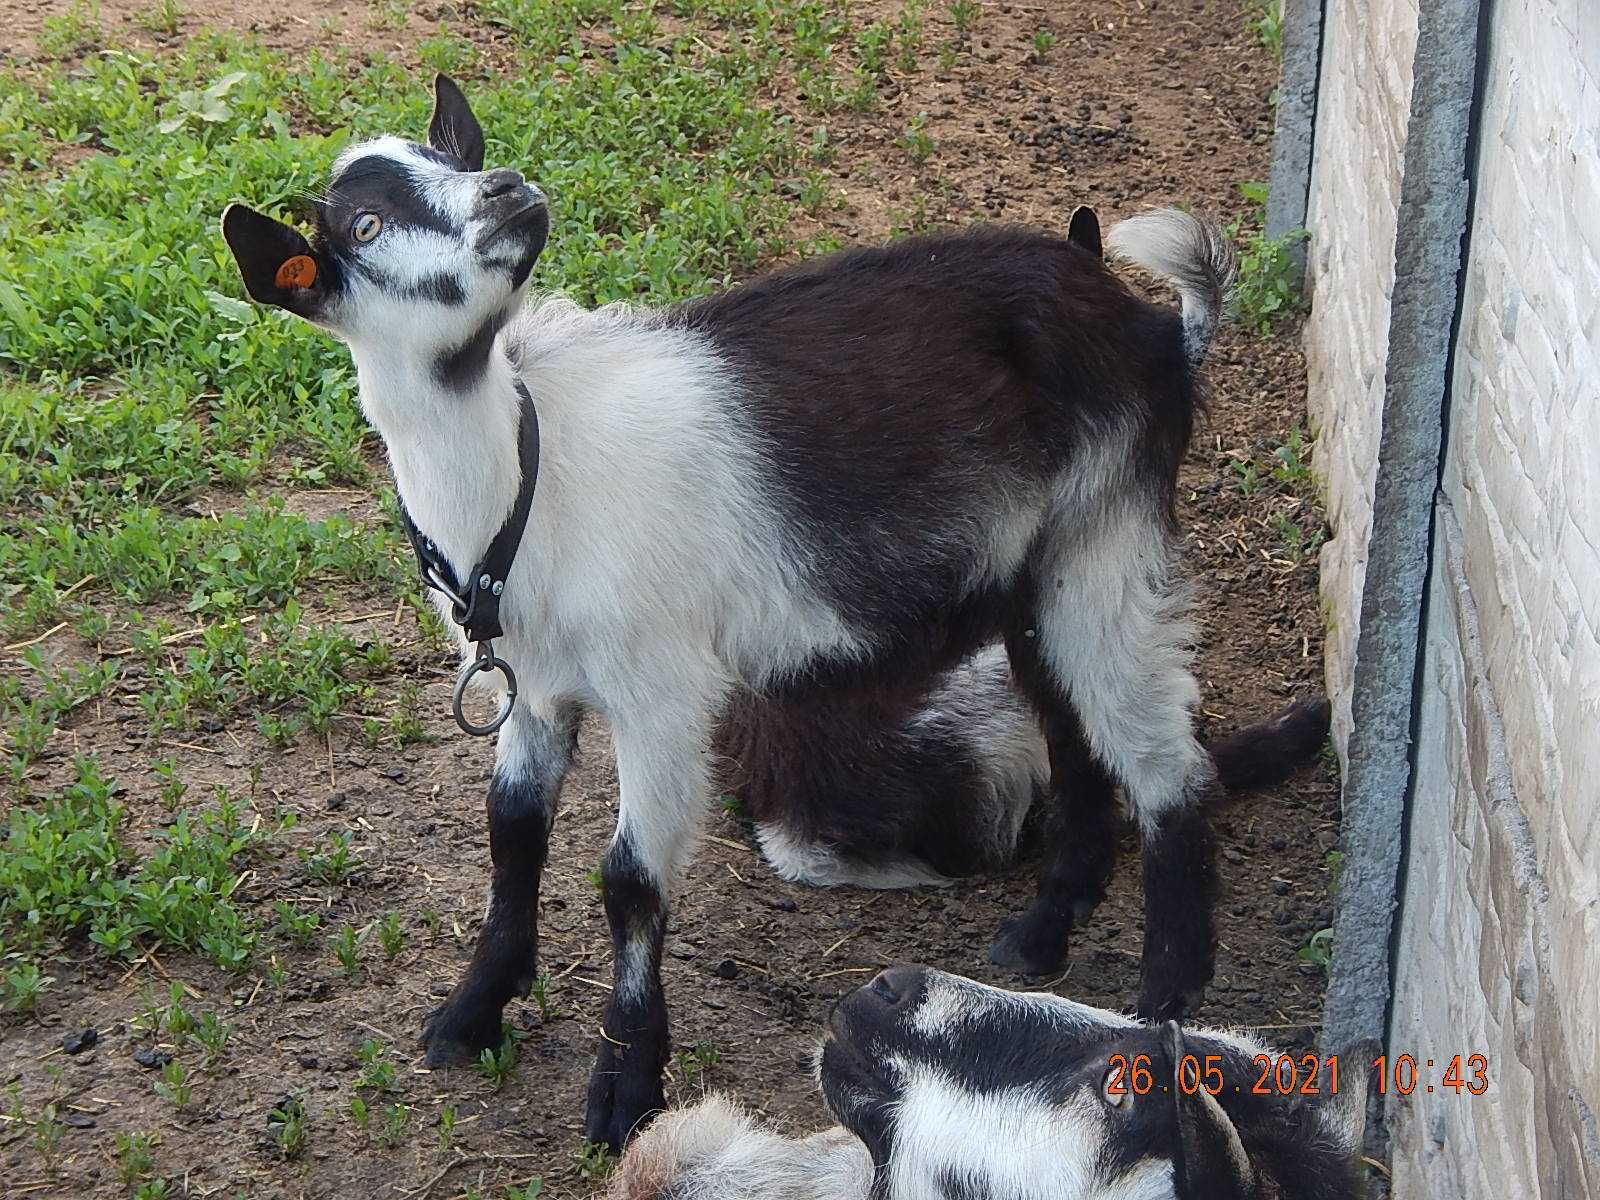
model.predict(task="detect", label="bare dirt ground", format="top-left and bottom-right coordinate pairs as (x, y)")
top-left (1, 1), bottom-right (1339, 1196)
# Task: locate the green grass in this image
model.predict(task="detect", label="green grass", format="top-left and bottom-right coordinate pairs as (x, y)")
top-left (0, 759), bottom-right (279, 970)
top-left (1228, 181), bottom-right (1309, 334)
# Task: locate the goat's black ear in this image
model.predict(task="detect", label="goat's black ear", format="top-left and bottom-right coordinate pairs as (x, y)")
top-left (1166, 1023), bottom-right (1261, 1200)
top-left (429, 74), bottom-right (485, 172)
top-left (220, 203), bottom-right (331, 320)
top-left (1068, 205), bottom-right (1103, 258)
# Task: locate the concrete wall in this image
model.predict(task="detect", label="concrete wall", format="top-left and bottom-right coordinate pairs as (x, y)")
top-left (1301, 0), bottom-right (1418, 749)
top-left (1304, 0), bottom-right (1600, 1194)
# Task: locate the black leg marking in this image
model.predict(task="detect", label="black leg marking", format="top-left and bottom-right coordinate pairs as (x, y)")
top-left (1136, 799), bottom-right (1217, 1021)
top-left (583, 835), bottom-right (670, 1151)
top-left (423, 708), bottom-right (574, 1066)
top-left (988, 612), bottom-right (1119, 976)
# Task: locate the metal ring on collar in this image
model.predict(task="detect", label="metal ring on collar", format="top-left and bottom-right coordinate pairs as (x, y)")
top-left (451, 647), bottom-right (517, 736)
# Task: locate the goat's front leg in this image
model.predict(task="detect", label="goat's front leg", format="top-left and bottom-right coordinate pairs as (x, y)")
top-left (583, 705), bottom-right (712, 1151)
top-left (423, 699), bottom-right (578, 1065)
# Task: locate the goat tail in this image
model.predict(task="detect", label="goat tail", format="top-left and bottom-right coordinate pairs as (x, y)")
top-left (1206, 696), bottom-right (1332, 792)
top-left (1106, 208), bottom-right (1237, 368)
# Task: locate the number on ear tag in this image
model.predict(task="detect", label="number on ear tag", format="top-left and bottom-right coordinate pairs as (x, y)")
top-left (274, 255), bottom-right (317, 289)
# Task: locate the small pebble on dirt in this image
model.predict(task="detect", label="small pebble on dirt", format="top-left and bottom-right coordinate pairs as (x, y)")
top-left (714, 959), bottom-right (739, 980)
top-left (133, 1047), bottom-right (173, 1069)
top-left (62, 1027), bottom-right (98, 1054)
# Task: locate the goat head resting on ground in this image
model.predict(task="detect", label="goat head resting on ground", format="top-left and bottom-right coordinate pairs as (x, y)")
top-left (222, 72), bottom-right (1262, 1149)
top-left (612, 968), bottom-right (1371, 1200)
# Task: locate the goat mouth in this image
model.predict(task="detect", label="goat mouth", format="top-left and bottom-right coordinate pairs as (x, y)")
top-left (476, 200), bottom-right (549, 254)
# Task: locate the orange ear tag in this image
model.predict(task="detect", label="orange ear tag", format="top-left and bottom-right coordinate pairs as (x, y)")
top-left (274, 255), bottom-right (317, 290)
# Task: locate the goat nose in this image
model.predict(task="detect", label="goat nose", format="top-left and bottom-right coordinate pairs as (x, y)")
top-left (480, 168), bottom-right (525, 198)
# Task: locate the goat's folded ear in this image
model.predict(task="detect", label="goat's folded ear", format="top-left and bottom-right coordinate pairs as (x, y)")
top-left (220, 203), bottom-right (331, 319)
top-left (429, 74), bottom-right (485, 172)
top-left (1165, 1022), bottom-right (1262, 1200)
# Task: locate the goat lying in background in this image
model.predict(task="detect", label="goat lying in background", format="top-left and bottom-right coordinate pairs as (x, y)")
top-left (223, 73), bottom-right (1292, 1148)
top-left (613, 967), bottom-right (1369, 1200)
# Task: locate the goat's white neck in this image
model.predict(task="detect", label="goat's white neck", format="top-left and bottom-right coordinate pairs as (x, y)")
top-left (348, 334), bottom-right (526, 582)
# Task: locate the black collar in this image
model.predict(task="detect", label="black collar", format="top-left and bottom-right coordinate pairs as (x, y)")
top-left (396, 376), bottom-right (539, 735)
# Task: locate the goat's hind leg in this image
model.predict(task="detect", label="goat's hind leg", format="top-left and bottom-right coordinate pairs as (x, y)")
top-left (423, 700), bottom-right (577, 1064)
top-left (987, 631), bottom-right (1117, 975)
top-left (1012, 503), bottom-right (1218, 1019)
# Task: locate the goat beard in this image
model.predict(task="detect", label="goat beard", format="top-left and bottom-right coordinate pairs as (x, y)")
top-left (607, 1094), bottom-right (875, 1200)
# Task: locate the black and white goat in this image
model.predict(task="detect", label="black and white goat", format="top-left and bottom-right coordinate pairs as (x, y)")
top-left (223, 75), bottom-right (1303, 1148)
top-left (612, 967), bottom-right (1370, 1200)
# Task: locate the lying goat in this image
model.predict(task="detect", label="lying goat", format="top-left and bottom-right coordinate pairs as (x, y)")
top-left (613, 967), bottom-right (1370, 1200)
top-left (225, 73), bottom-right (1260, 1148)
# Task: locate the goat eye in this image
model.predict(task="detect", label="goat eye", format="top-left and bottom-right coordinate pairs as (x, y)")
top-left (1101, 1067), bottom-right (1130, 1109)
top-left (352, 212), bottom-right (383, 242)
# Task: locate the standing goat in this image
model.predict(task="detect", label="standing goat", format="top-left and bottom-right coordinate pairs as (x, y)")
top-left (224, 75), bottom-right (1248, 1149)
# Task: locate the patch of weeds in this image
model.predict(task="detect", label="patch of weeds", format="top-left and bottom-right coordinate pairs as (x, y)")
top-left (947, 0), bottom-right (979, 34)
top-left (529, 974), bottom-right (562, 1023)
top-left (2, 759), bottom-right (271, 970)
top-left (133, 1180), bottom-right (174, 1200)
top-left (2, 959), bottom-right (53, 1014)
top-left (1251, 0), bottom-right (1284, 55)
top-left (135, 0), bottom-right (184, 36)
top-left (1297, 927), bottom-right (1334, 971)
top-left (37, 0), bottom-right (102, 56)
top-left (348, 1095), bottom-right (371, 1132)
top-left (356, 1039), bottom-right (396, 1093)
top-left (1227, 182), bottom-right (1309, 335)
top-left (1324, 849), bottom-right (1345, 895)
top-left (586, 867), bottom-right (606, 894)
top-left (150, 757), bottom-right (188, 810)
top-left (376, 1102), bottom-right (411, 1148)
top-left (676, 1040), bottom-right (721, 1089)
top-left (1229, 456), bottom-right (1263, 496)
top-left (436, 1102), bottom-right (457, 1155)
top-left (1270, 425), bottom-right (1316, 492)
top-left (1031, 28), bottom-right (1057, 56)
top-left (304, 829), bottom-right (360, 885)
top-left (854, 22), bottom-right (893, 78)
top-left (31, 1101), bottom-right (65, 1170)
top-left (900, 113), bottom-right (936, 163)
top-left (937, 39), bottom-right (959, 71)
top-left (478, 1025), bottom-right (519, 1089)
top-left (896, 0), bottom-right (925, 70)
top-left (154, 1059), bottom-right (191, 1111)
top-left (577, 1139), bottom-right (615, 1180)
top-left (507, 1183), bottom-right (544, 1199)
top-left (189, 1010), bottom-right (232, 1067)
top-left (270, 1095), bottom-right (308, 1160)
top-left (1273, 512), bottom-right (1323, 563)
top-left (376, 912), bottom-right (407, 959)
top-left (273, 900), bottom-right (323, 946)
top-left (114, 1130), bottom-right (159, 1186)
top-left (333, 925), bottom-right (365, 979)
top-left (163, 982), bottom-right (195, 1038)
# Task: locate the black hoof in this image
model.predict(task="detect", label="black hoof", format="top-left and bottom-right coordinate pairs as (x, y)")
top-left (421, 1003), bottom-right (502, 1068)
top-left (1135, 983), bottom-right (1206, 1023)
top-left (987, 914), bottom-right (1069, 976)
top-left (583, 1054), bottom-right (665, 1152)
